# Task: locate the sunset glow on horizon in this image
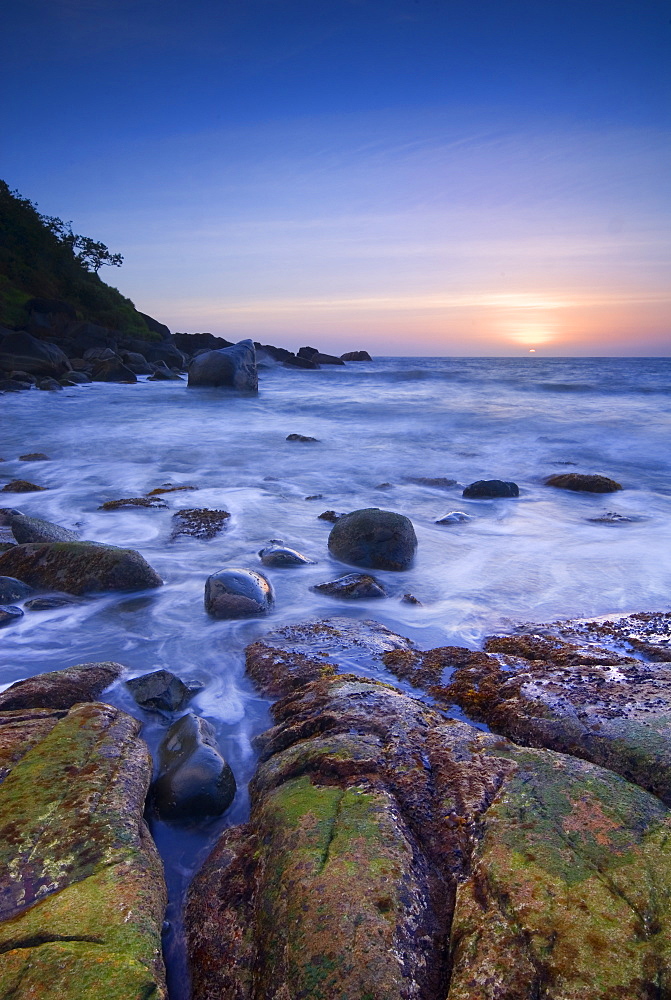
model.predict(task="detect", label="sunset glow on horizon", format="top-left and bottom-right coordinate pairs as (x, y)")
top-left (2, 0), bottom-right (669, 356)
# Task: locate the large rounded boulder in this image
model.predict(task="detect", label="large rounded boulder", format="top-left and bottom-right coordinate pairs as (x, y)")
top-left (327, 508), bottom-right (417, 571)
top-left (204, 567), bottom-right (274, 618)
top-left (0, 541), bottom-right (163, 595)
top-left (188, 339), bottom-right (257, 391)
top-left (151, 713), bottom-right (236, 821)
top-left (545, 473), bottom-right (622, 493)
top-left (0, 331), bottom-right (71, 378)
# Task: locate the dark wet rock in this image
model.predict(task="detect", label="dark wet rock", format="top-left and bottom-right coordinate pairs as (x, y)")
top-left (587, 511), bottom-right (644, 523)
top-left (141, 340), bottom-right (187, 370)
top-left (0, 702), bottom-right (167, 997)
top-left (9, 512), bottom-right (78, 544)
top-left (10, 371), bottom-right (38, 385)
top-left (258, 539), bottom-right (316, 567)
top-left (297, 345), bottom-right (319, 360)
top-left (127, 669), bottom-right (203, 713)
top-left (174, 332), bottom-right (233, 356)
top-left (0, 576), bottom-right (33, 603)
top-left (403, 476), bottom-right (457, 489)
top-left (0, 541), bottom-right (163, 595)
top-left (188, 338), bottom-right (257, 391)
top-left (341, 350), bottom-right (372, 361)
top-left (435, 510), bottom-right (472, 524)
top-left (99, 496), bottom-right (168, 510)
top-left (151, 713), bottom-right (236, 821)
top-left (286, 433), bottom-right (319, 442)
top-left (38, 376), bottom-right (64, 390)
top-left (318, 509), bottom-right (344, 522)
top-left (0, 661), bottom-right (124, 710)
top-left (297, 345), bottom-right (344, 365)
top-left (205, 567), bottom-right (274, 619)
top-left (138, 311), bottom-right (172, 340)
top-left (303, 493), bottom-right (323, 500)
top-left (1, 480), bottom-right (47, 493)
top-left (313, 572), bottom-right (387, 599)
top-left (62, 370), bottom-right (91, 384)
top-left (401, 592), bottom-right (422, 605)
top-left (0, 331), bottom-right (71, 378)
top-left (91, 358), bottom-right (138, 383)
top-left (121, 350), bottom-right (153, 375)
top-left (188, 670), bottom-right (671, 1000)
top-left (245, 617), bottom-right (413, 698)
top-left (83, 346), bottom-right (117, 361)
top-left (170, 507), bottom-right (230, 540)
top-left (24, 595), bottom-right (79, 610)
top-left (0, 605), bottom-right (23, 627)
top-left (282, 354), bottom-right (319, 369)
top-left (0, 379), bottom-right (29, 392)
top-left (19, 452), bottom-right (49, 461)
top-left (147, 483), bottom-right (198, 495)
top-left (462, 479), bottom-right (519, 498)
top-left (328, 507), bottom-right (417, 571)
top-left (545, 472), bottom-right (622, 492)
top-left (148, 361), bottom-right (184, 380)
top-left (443, 614), bottom-right (671, 807)
top-left (375, 481), bottom-right (393, 489)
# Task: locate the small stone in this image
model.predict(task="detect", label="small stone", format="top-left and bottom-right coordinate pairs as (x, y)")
top-left (146, 484), bottom-right (198, 495)
top-left (375, 482), bottom-right (393, 489)
top-left (0, 605), bottom-right (23, 627)
top-left (205, 567), bottom-right (274, 618)
top-left (126, 669), bottom-right (204, 712)
top-left (403, 476), bottom-right (457, 489)
top-left (462, 479), bottom-right (519, 498)
top-left (304, 494), bottom-right (323, 500)
top-left (38, 377), bottom-right (63, 391)
top-left (24, 595), bottom-right (79, 610)
top-left (435, 511), bottom-right (472, 525)
top-left (19, 453), bottom-right (49, 461)
top-left (99, 496), bottom-right (168, 510)
top-left (286, 433), bottom-right (319, 442)
top-left (545, 473), bottom-right (623, 493)
top-left (587, 512), bottom-right (643, 523)
top-left (259, 540), bottom-right (316, 567)
top-left (171, 508), bottom-right (230, 540)
top-left (151, 713), bottom-right (236, 821)
top-left (1, 480), bottom-right (47, 493)
top-left (318, 510), bottom-right (345, 522)
top-left (313, 573), bottom-right (387, 599)
top-left (401, 593), bottom-right (422, 605)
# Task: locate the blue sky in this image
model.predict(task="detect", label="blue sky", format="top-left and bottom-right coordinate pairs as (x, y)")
top-left (2, 0), bottom-right (670, 354)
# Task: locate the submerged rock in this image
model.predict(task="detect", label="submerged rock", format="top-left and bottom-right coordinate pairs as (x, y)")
top-left (0, 605), bottom-right (23, 627)
top-left (435, 511), bottom-right (471, 524)
top-left (188, 339), bottom-right (258, 391)
top-left (285, 433), bottom-right (319, 442)
top-left (0, 702), bottom-right (167, 998)
top-left (126, 669), bottom-right (203, 713)
top-left (403, 476), bottom-right (457, 489)
top-left (318, 509), bottom-right (345, 522)
top-left (1, 480), bottom-right (47, 493)
top-left (171, 507), bottom-right (231, 540)
top-left (313, 572), bottom-right (387, 599)
top-left (19, 452), bottom-right (49, 461)
top-left (9, 512), bottom-right (78, 544)
top-left (328, 507), bottom-right (417, 571)
top-left (205, 567), bottom-right (274, 618)
top-left (90, 358), bottom-right (138, 383)
top-left (0, 541), bottom-right (163, 595)
top-left (462, 479), bottom-right (519, 498)
top-left (0, 661), bottom-right (124, 710)
top-left (587, 511), bottom-right (643, 523)
top-left (258, 539), bottom-right (316, 567)
top-left (99, 496), bottom-right (168, 510)
top-left (545, 472), bottom-right (622, 492)
top-left (187, 668), bottom-right (671, 1000)
top-left (0, 575), bottom-right (33, 603)
top-left (24, 594), bottom-right (79, 610)
top-left (151, 713), bottom-right (236, 821)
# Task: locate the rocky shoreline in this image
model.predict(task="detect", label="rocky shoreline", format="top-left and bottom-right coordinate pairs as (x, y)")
top-left (2, 601), bottom-right (671, 999)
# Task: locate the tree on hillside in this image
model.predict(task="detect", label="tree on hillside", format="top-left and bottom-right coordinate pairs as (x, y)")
top-left (40, 213), bottom-right (123, 273)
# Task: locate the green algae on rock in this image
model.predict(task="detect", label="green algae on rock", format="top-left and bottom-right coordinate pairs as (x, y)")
top-left (188, 660), bottom-right (671, 1000)
top-left (0, 701), bottom-right (167, 998)
top-left (0, 660), bottom-right (124, 711)
top-left (0, 540), bottom-right (163, 595)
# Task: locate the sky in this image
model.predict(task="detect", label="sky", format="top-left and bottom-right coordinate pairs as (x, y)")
top-left (1, 0), bottom-right (670, 356)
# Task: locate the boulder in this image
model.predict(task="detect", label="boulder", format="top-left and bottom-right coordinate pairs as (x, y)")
top-left (204, 567), bottom-right (273, 618)
top-left (545, 472), bottom-right (623, 492)
top-left (170, 508), bottom-right (230, 540)
top-left (0, 379), bottom-right (30, 392)
top-left (91, 358), bottom-right (138, 383)
top-left (19, 452), bottom-right (49, 461)
top-left (188, 339), bottom-right (257, 390)
top-left (187, 666), bottom-right (671, 1000)
top-left (341, 350), bottom-right (372, 361)
top-left (148, 361), bottom-right (184, 380)
top-left (151, 713), bottom-right (236, 821)
top-left (9, 512), bottom-right (78, 544)
top-left (0, 331), bottom-right (71, 377)
top-left (121, 350), bottom-right (153, 374)
top-left (0, 605), bottom-right (23, 627)
top-left (38, 376), bottom-right (64, 390)
top-left (318, 509), bottom-right (345, 522)
top-left (0, 541), bottom-right (163, 595)
top-left (1, 480), bottom-right (47, 493)
top-left (286, 433), bottom-right (318, 442)
top-left (0, 661), bottom-right (124, 710)
top-left (62, 320), bottom-right (116, 355)
top-left (99, 496), bottom-right (168, 510)
top-left (403, 476), bottom-right (457, 489)
top-left (297, 345), bottom-right (319, 360)
top-left (83, 346), bottom-right (117, 361)
top-left (283, 354), bottom-right (319, 369)
top-left (126, 669), bottom-right (203, 713)
top-left (258, 539), bottom-right (316, 567)
top-left (0, 575), bottom-right (33, 603)
top-left (462, 479), bottom-right (519, 498)
top-left (0, 702), bottom-right (167, 999)
top-left (25, 595), bottom-right (79, 610)
top-left (64, 370), bottom-right (92, 384)
top-left (313, 572), bottom-right (387, 599)
top-left (173, 332), bottom-right (233, 356)
top-left (140, 341), bottom-right (186, 370)
top-left (328, 507), bottom-right (417, 571)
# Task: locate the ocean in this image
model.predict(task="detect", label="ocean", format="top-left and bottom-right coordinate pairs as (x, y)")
top-left (2, 354), bottom-right (670, 993)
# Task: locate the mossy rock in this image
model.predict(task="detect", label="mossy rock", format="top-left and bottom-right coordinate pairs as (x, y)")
top-left (0, 702), bottom-right (167, 997)
top-left (0, 541), bottom-right (162, 595)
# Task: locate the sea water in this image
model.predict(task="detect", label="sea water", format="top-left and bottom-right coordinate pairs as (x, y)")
top-left (2, 355), bottom-right (670, 994)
